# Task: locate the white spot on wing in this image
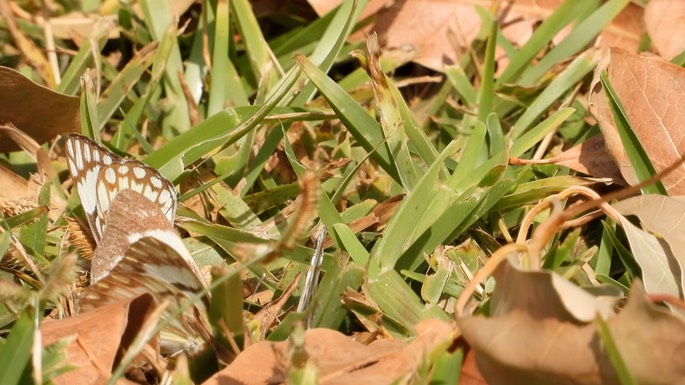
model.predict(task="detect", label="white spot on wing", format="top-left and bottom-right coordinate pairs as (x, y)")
top-left (103, 155), bottom-right (113, 165)
top-left (67, 139), bottom-right (74, 158)
top-left (150, 176), bottom-right (162, 188)
top-left (131, 181), bottom-right (143, 193)
top-left (76, 143), bottom-right (84, 170)
top-left (119, 176), bottom-right (129, 190)
top-left (159, 189), bottom-right (171, 205)
top-left (80, 170), bottom-right (98, 215)
top-left (133, 167), bottom-right (146, 179)
top-left (68, 160), bottom-right (78, 176)
top-left (97, 182), bottom-right (111, 214)
top-left (147, 190), bottom-right (159, 202)
top-left (84, 143), bottom-right (91, 162)
top-left (105, 168), bottom-right (116, 184)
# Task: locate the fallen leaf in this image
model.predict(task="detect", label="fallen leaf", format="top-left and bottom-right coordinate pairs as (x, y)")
top-left (614, 194), bottom-right (685, 295)
top-left (459, 260), bottom-right (685, 385)
top-left (41, 294), bottom-right (157, 385)
top-left (0, 66), bottom-right (79, 152)
top-left (509, 135), bottom-right (625, 184)
top-left (645, 0), bottom-right (685, 60)
top-left (588, 48), bottom-right (685, 195)
top-left (617, 213), bottom-right (680, 298)
top-left (203, 318), bottom-right (453, 385)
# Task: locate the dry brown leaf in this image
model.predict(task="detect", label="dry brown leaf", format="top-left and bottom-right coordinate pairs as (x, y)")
top-left (459, 345), bottom-right (488, 385)
top-left (509, 135), bottom-right (625, 184)
top-left (48, 12), bottom-right (119, 40)
top-left (308, 0), bottom-right (643, 71)
top-left (588, 48), bottom-right (685, 195)
top-left (613, 194), bottom-right (685, 294)
top-left (41, 294), bottom-right (157, 385)
top-left (203, 318), bottom-right (453, 385)
top-left (0, 66), bottom-right (79, 152)
top-left (645, 0), bottom-right (685, 60)
top-left (458, 260), bottom-right (685, 385)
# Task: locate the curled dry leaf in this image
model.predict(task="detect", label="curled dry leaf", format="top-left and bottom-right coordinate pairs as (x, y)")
top-left (645, 0), bottom-right (685, 60)
top-left (588, 48), bottom-right (685, 195)
top-left (203, 318), bottom-right (454, 385)
top-left (307, 0), bottom-right (643, 71)
top-left (614, 194), bottom-right (685, 296)
top-left (41, 294), bottom-right (157, 385)
top-left (458, 260), bottom-right (685, 385)
top-left (509, 135), bottom-right (625, 184)
top-left (0, 66), bottom-right (79, 152)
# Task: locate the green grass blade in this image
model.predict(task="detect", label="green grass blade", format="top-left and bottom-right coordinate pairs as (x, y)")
top-left (477, 22), bottom-right (497, 123)
top-left (596, 315), bottom-right (638, 385)
top-left (57, 29), bottom-right (108, 95)
top-left (599, 71), bottom-right (666, 195)
top-left (0, 312), bottom-right (34, 385)
top-left (497, 0), bottom-right (597, 85)
top-left (96, 43), bottom-right (157, 131)
top-left (295, 54), bottom-right (400, 181)
top-left (511, 50), bottom-right (599, 140)
top-left (232, 0), bottom-right (280, 88)
top-left (138, 0), bottom-right (190, 134)
top-left (373, 142), bottom-right (459, 270)
top-left (520, 0), bottom-right (630, 85)
top-left (510, 107), bottom-right (575, 157)
top-left (450, 122), bottom-right (487, 187)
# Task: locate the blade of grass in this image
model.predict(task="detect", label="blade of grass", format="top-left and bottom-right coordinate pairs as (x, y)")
top-left (599, 71), bottom-right (666, 195)
top-left (232, 0), bottom-right (280, 88)
top-left (295, 54), bottom-right (400, 182)
top-left (96, 42), bottom-right (157, 131)
top-left (596, 315), bottom-right (638, 385)
top-left (57, 26), bottom-right (109, 95)
top-left (0, 312), bottom-right (34, 385)
top-left (519, 0), bottom-right (631, 85)
top-left (497, 0), bottom-right (597, 85)
top-left (511, 49), bottom-right (600, 140)
top-left (138, 0), bottom-right (190, 134)
top-left (477, 22), bottom-right (497, 124)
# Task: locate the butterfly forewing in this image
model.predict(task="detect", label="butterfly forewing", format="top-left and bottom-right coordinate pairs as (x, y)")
top-left (66, 134), bottom-right (123, 243)
top-left (65, 134), bottom-right (177, 243)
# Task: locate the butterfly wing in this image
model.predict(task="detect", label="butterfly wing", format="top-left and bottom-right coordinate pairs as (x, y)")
top-left (90, 189), bottom-right (204, 284)
top-left (65, 134), bottom-right (177, 243)
top-left (80, 236), bottom-right (210, 355)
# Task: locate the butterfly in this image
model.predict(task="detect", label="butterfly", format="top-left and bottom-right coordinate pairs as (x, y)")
top-left (65, 134), bottom-right (210, 355)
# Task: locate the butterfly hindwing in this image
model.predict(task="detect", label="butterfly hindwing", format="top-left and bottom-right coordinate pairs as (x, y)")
top-left (80, 235), bottom-right (210, 355)
top-left (90, 189), bottom-right (205, 285)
